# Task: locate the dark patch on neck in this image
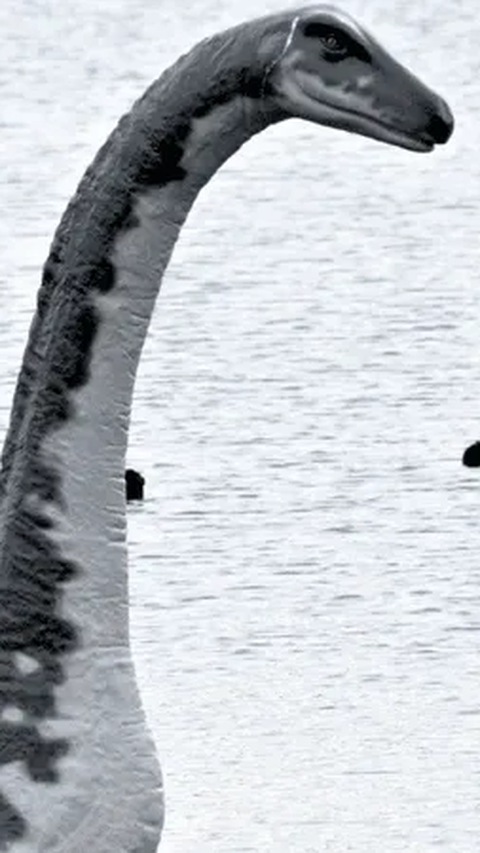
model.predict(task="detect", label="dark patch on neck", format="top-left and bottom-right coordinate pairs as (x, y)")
top-left (0, 720), bottom-right (69, 780)
top-left (54, 303), bottom-right (99, 390)
top-left (0, 793), bottom-right (27, 845)
top-left (88, 257), bottom-right (116, 293)
top-left (136, 126), bottom-right (189, 186)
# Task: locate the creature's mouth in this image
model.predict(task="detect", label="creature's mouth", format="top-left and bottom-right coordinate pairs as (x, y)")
top-left (290, 73), bottom-right (439, 153)
top-left (274, 69), bottom-right (449, 154)
top-left (312, 97), bottom-right (436, 153)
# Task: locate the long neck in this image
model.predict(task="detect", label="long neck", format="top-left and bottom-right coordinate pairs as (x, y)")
top-left (0, 19), bottom-right (287, 491)
top-left (0, 22), bottom-right (286, 853)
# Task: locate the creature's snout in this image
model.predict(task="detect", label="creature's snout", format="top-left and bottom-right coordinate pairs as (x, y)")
top-left (425, 100), bottom-right (454, 145)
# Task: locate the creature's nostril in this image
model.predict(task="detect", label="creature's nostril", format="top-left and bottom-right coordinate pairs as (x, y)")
top-left (425, 109), bottom-right (454, 144)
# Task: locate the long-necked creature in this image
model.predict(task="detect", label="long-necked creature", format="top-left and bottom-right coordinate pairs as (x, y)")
top-left (0, 6), bottom-right (453, 851)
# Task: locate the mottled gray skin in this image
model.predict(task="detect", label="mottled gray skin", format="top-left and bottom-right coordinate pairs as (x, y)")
top-left (0, 5), bottom-right (452, 849)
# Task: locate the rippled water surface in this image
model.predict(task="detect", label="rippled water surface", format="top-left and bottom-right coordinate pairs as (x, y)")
top-left (1, 1), bottom-right (480, 850)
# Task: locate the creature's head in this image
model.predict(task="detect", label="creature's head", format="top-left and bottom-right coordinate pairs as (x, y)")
top-left (263, 5), bottom-right (453, 151)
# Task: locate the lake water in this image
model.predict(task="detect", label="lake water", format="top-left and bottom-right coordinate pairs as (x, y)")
top-left (1, 1), bottom-right (480, 851)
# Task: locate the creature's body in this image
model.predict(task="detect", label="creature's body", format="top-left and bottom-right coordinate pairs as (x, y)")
top-left (0, 6), bottom-right (452, 851)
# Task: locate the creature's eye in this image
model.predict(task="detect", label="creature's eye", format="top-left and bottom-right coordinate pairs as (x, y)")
top-left (318, 31), bottom-right (348, 57)
top-left (302, 22), bottom-right (371, 64)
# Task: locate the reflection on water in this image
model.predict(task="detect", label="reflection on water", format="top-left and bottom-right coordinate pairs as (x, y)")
top-left (1, 0), bottom-right (480, 850)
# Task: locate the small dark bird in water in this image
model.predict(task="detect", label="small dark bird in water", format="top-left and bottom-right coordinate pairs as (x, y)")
top-left (125, 469), bottom-right (145, 500)
top-left (462, 442), bottom-right (480, 468)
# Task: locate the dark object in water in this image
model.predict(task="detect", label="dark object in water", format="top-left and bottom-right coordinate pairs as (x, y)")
top-left (125, 469), bottom-right (145, 500)
top-left (462, 442), bottom-right (480, 468)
